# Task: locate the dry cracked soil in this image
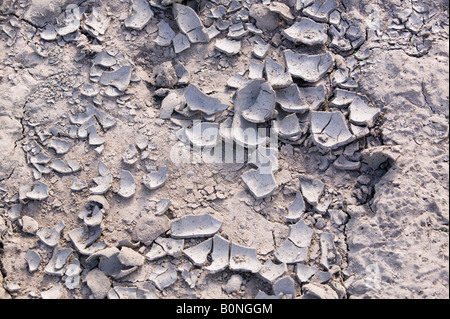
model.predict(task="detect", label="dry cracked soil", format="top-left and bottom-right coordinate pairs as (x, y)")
top-left (0, 0), bottom-right (448, 300)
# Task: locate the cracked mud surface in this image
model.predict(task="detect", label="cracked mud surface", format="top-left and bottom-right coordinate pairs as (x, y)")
top-left (0, 0), bottom-right (448, 299)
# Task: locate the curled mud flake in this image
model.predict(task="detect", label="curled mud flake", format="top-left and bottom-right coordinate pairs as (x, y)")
top-left (185, 84), bottom-right (228, 115)
top-left (125, 0), bottom-right (154, 31)
top-left (274, 239), bottom-right (308, 264)
top-left (333, 154), bottom-right (361, 171)
top-left (67, 225), bottom-right (106, 255)
top-left (319, 232), bottom-right (341, 270)
top-left (205, 235), bottom-right (230, 273)
top-left (47, 137), bottom-right (72, 155)
top-left (302, 0), bottom-right (339, 23)
top-left (288, 220), bottom-right (314, 248)
top-left (155, 237), bottom-right (184, 257)
top-left (283, 49), bottom-right (334, 83)
top-left (264, 57), bottom-right (293, 89)
top-left (142, 166), bottom-right (168, 190)
top-left (273, 276), bottom-right (296, 298)
top-left (173, 3), bottom-right (208, 43)
top-left (296, 264), bottom-right (319, 283)
top-left (282, 17), bottom-right (328, 46)
top-left (286, 191), bottom-right (306, 222)
top-left (241, 168), bottom-right (278, 199)
top-left (257, 259), bottom-right (287, 284)
top-left (99, 66), bottom-right (132, 92)
top-left (154, 20), bottom-right (176, 47)
top-left (229, 242), bottom-right (262, 273)
top-left (310, 111), bottom-right (354, 151)
top-left (25, 250), bottom-right (41, 272)
top-left (49, 159), bottom-right (72, 174)
top-left (299, 176), bottom-right (325, 207)
top-left (89, 174), bottom-right (112, 195)
top-left (214, 38), bottom-right (242, 56)
top-left (172, 33), bottom-right (191, 54)
top-left (170, 213), bottom-right (222, 239)
top-left (348, 95), bottom-right (381, 127)
top-left (182, 238), bottom-right (213, 266)
top-left (26, 181), bottom-right (49, 201)
top-left (185, 122), bottom-right (220, 148)
top-left (118, 170), bottom-right (136, 199)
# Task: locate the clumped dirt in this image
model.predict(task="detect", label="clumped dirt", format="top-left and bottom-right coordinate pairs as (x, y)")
top-left (0, 0), bottom-right (448, 299)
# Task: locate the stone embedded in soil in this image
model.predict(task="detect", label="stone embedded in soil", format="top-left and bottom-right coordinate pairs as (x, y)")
top-left (264, 57), bottom-right (293, 89)
top-left (249, 3), bottom-right (279, 31)
top-left (86, 268), bottom-right (111, 299)
top-left (154, 61), bottom-right (178, 88)
top-left (185, 122), bottom-right (220, 148)
top-left (117, 247), bottom-right (145, 267)
top-left (182, 238), bottom-right (213, 266)
top-left (348, 95), bottom-right (381, 127)
top-left (283, 49), bottom-right (334, 83)
top-left (286, 191), bottom-right (306, 222)
top-left (185, 84), bottom-right (229, 115)
top-left (155, 20), bottom-right (176, 47)
top-left (257, 259), bottom-right (287, 284)
top-left (132, 215), bottom-right (170, 246)
top-left (333, 154), bottom-right (361, 171)
top-left (241, 168), bottom-right (278, 199)
top-left (20, 216), bottom-right (39, 235)
top-left (25, 250), bottom-right (41, 272)
top-left (142, 166), bottom-right (168, 190)
top-left (299, 176), bottom-right (325, 206)
top-left (310, 111), bottom-right (354, 151)
top-left (41, 283), bottom-right (63, 299)
top-left (26, 181), bottom-right (49, 201)
top-left (205, 235), bottom-right (230, 273)
top-left (118, 170), bottom-right (136, 199)
top-left (229, 242), bottom-right (262, 273)
top-left (214, 38), bottom-right (242, 56)
top-left (170, 213), bottom-right (222, 239)
top-left (124, 0), bottom-right (154, 31)
top-left (99, 66), bottom-right (132, 92)
top-left (224, 274), bottom-right (243, 294)
top-left (173, 3), bottom-right (208, 43)
top-left (241, 82), bottom-right (276, 123)
top-left (282, 17), bottom-right (329, 46)
top-left (302, 0), bottom-right (339, 23)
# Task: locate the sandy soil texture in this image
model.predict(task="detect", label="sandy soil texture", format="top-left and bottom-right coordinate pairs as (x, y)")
top-left (0, 0), bottom-right (448, 299)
